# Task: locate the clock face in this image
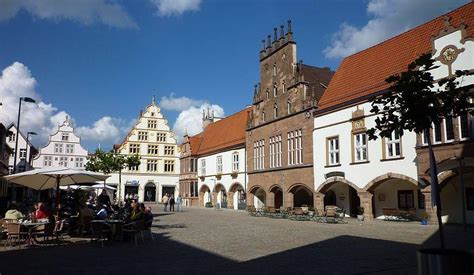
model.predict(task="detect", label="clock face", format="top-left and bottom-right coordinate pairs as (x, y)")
top-left (441, 46), bottom-right (458, 64)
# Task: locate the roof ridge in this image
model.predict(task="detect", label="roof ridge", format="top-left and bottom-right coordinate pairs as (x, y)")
top-left (341, 2), bottom-right (471, 61)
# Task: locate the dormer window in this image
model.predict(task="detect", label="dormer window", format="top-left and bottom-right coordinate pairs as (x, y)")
top-left (61, 133), bottom-right (69, 141)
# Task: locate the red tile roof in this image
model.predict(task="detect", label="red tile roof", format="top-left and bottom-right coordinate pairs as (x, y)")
top-left (192, 107), bottom-right (251, 156)
top-left (318, 2), bottom-right (474, 111)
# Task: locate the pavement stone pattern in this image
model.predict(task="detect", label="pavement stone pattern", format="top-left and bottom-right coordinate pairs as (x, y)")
top-left (0, 205), bottom-right (472, 274)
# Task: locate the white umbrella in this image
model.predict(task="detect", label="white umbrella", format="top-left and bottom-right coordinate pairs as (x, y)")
top-left (92, 184), bottom-right (116, 190)
top-left (5, 167), bottom-right (109, 206)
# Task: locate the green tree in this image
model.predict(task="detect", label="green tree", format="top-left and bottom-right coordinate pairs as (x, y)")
top-left (367, 53), bottom-right (473, 249)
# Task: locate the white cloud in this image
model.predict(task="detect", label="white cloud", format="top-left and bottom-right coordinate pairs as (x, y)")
top-left (159, 93), bottom-right (205, 111)
top-left (324, 0), bottom-right (468, 58)
top-left (0, 62), bottom-right (131, 149)
top-left (0, 0), bottom-right (138, 29)
top-left (150, 0), bottom-right (201, 16)
top-left (173, 104), bottom-right (224, 143)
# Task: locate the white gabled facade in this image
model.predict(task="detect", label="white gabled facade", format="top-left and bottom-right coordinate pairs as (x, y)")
top-left (32, 117), bottom-right (88, 170)
top-left (197, 147), bottom-right (247, 209)
top-left (109, 97), bottom-right (180, 203)
top-left (6, 123), bottom-right (37, 173)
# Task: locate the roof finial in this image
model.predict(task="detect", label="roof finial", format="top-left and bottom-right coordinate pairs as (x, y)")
top-left (152, 95), bottom-right (156, 105)
top-left (280, 25), bottom-right (284, 40)
top-left (273, 28), bottom-right (278, 42)
top-left (267, 35), bottom-right (271, 49)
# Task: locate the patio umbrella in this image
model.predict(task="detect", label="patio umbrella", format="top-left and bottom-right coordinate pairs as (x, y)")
top-left (5, 167), bottom-right (109, 207)
top-left (92, 184), bottom-right (116, 190)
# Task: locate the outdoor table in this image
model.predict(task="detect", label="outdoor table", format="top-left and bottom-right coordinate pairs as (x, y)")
top-left (21, 221), bottom-right (49, 246)
top-left (91, 220), bottom-right (124, 241)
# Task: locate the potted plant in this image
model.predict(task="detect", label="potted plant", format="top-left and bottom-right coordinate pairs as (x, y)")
top-left (205, 202), bottom-right (213, 208)
top-left (357, 206), bottom-right (364, 221)
top-left (420, 212), bottom-right (429, 225)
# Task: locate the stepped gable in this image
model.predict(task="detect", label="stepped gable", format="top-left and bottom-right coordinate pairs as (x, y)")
top-left (318, 2), bottom-right (474, 111)
top-left (194, 107), bottom-right (251, 156)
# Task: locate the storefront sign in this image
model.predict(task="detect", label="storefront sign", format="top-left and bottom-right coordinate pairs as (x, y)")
top-left (324, 171), bottom-right (345, 179)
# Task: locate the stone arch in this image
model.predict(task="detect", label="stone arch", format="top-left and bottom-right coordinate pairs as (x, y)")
top-left (228, 182), bottom-right (245, 210)
top-left (199, 184), bottom-right (211, 193)
top-left (248, 185), bottom-right (266, 209)
top-left (317, 177), bottom-right (361, 193)
top-left (287, 183), bottom-right (314, 207)
top-left (144, 182), bottom-right (157, 202)
top-left (249, 185), bottom-right (265, 194)
top-left (213, 183), bottom-right (226, 193)
top-left (269, 184), bottom-right (284, 209)
top-left (363, 173), bottom-right (419, 192)
top-left (198, 184), bottom-right (212, 207)
top-left (229, 182), bottom-right (244, 193)
top-left (438, 170), bottom-right (458, 190)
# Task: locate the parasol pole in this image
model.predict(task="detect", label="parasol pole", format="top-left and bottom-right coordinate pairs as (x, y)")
top-left (55, 176), bottom-right (61, 211)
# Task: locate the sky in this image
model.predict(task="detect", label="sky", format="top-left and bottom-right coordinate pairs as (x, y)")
top-left (0, 0), bottom-right (468, 151)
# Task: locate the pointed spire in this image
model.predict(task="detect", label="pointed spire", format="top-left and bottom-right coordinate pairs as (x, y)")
top-left (261, 39), bottom-right (266, 52)
top-left (273, 28), bottom-right (278, 42)
top-left (267, 35), bottom-right (271, 48)
top-left (280, 25), bottom-right (284, 40)
top-left (286, 20), bottom-right (293, 41)
top-left (287, 20), bottom-right (292, 33)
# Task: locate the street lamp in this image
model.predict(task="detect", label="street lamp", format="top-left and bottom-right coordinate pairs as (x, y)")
top-left (24, 131), bottom-right (37, 169)
top-left (13, 97), bottom-right (36, 174)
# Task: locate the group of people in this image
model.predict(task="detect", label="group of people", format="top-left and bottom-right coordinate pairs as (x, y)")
top-left (4, 201), bottom-right (54, 223)
top-left (161, 194), bottom-right (183, 212)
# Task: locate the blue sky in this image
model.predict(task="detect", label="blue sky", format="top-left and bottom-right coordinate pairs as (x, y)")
top-left (0, 0), bottom-right (467, 151)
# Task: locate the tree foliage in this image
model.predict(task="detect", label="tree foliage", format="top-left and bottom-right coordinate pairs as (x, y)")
top-left (85, 148), bottom-right (141, 174)
top-left (367, 52), bottom-right (473, 140)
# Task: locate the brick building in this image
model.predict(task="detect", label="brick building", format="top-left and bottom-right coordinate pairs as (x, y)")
top-left (246, 21), bottom-right (334, 209)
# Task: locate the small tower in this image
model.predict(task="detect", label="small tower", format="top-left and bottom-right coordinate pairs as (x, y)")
top-left (202, 107), bottom-right (215, 129)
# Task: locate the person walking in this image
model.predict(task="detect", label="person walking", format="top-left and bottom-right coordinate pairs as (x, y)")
top-left (169, 195), bottom-right (175, 212)
top-left (162, 193), bottom-right (169, 212)
top-left (176, 194), bottom-right (183, 212)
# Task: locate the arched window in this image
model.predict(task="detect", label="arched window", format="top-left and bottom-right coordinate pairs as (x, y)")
top-left (282, 80), bottom-right (286, 94)
top-left (273, 82), bottom-right (277, 97)
top-left (273, 64), bottom-right (277, 76)
top-left (266, 89), bottom-right (269, 100)
top-left (287, 100), bottom-right (291, 114)
top-left (273, 103), bottom-right (278, 119)
top-left (262, 111), bottom-right (266, 122)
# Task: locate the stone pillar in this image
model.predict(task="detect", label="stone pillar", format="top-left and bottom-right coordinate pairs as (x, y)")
top-left (357, 192), bottom-right (374, 220)
top-left (211, 192), bottom-right (217, 206)
top-left (247, 192), bottom-right (254, 208)
top-left (314, 192), bottom-right (325, 214)
top-left (227, 191), bottom-right (234, 209)
top-left (422, 186), bottom-right (436, 224)
top-left (266, 192), bottom-right (275, 208)
top-left (198, 192), bottom-right (204, 207)
top-left (285, 192), bottom-right (294, 208)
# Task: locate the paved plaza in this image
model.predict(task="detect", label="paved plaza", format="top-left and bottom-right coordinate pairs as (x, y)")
top-left (0, 206), bottom-right (473, 274)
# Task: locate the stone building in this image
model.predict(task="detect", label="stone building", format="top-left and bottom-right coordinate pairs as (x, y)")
top-left (110, 97), bottom-right (180, 203)
top-left (313, 3), bottom-right (474, 223)
top-left (0, 123), bottom-right (13, 214)
top-left (246, 21), bottom-right (334, 209)
top-left (179, 133), bottom-right (200, 207)
top-left (32, 117), bottom-right (88, 170)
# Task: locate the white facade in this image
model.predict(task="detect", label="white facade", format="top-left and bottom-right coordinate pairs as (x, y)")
top-left (197, 147), bottom-right (247, 209)
top-left (6, 124), bottom-right (36, 173)
top-left (313, 103), bottom-right (420, 218)
top-left (32, 117), bottom-right (88, 170)
top-left (109, 97), bottom-right (180, 203)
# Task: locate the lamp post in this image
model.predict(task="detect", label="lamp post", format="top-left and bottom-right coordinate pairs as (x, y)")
top-left (24, 131), bottom-right (37, 170)
top-left (13, 97), bottom-right (36, 174)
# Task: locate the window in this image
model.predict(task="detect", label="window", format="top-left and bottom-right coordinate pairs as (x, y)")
top-left (66, 144), bottom-right (74, 154)
top-left (269, 135), bottom-right (282, 168)
top-left (44, 156), bottom-right (52, 167)
top-left (327, 137), bottom-right (339, 165)
top-left (151, 112), bottom-right (155, 117)
top-left (287, 100), bottom-right (291, 114)
top-left (216, 156), bottom-right (223, 174)
top-left (59, 157), bottom-right (68, 167)
top-left (459, 113), bottom-right (469, 139)
top-left (129, 161), bottom-right (139, 171)
top-left (398, 190), bottom-right (414, 210)
top-left (8, 133), bottom-right (15, 142)
top-left (445, 116), bottom-right (454, 141)
top-left (282, 80), bottom-right (286, 94)
top-left (148, 120), bottom-right (157, 129)
top-left (148, 145), bottom-right (159, 155)
top-left (422, 129), bottom-right (430, 145)
top-left (61, 133), bottom-right (69, 141)
top-left (138, 131), bottom-right (148, 141)
top-left (418, 190), bottom-right (425, 209)
top-left (19, 149), bottom-right (27, 159)
top-left (232, 152), bottom-right (239, 171)
top-left (262, 111), bottom-right (266, 123)
top-left (200, 159), bottom-right (206, 175)
top-left (466, 188), bottom-right (474, 210)
top-left (273, 83), bottom-right (278, 97)
top-left (273, 103), bottom-right (278, 119)
top-left (253, 140), bottom-right (265, 170)
top-left (273, 64), bottom-right (277, 76)
top-left (433, 121), bottom-right (442, 143)
top-left (54, 143), bottom-right (63, 153)
top-left (354, 133), bottom-right (368, 162)
top-left (147, 159), bottom-right (158, 172)
top-left (75, 157), bottom-right (84, 168)
top-left (266, 89), bottom-right (269, 100)
top-left (189, 158), bottom-right (197, 172)
top-left (288, 130), bottom-right (302, 165)
top-left (157, 132), bottom-right (167, 142)
top-left (129, 144), bottom-right (140, 154)
top-left (190, 181), bottom-right (198, 197)
top-left (164, 160), bottom-right (175, 173)
top-left (386, 131), bottom-right (401, 158)
top-left (164, 146), bottom-right (175, 156)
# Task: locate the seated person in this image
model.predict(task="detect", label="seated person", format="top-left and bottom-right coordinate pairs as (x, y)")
top-left (97, 190), bottom-right (112, 209)
top-left (96, 205), bottom-right (108, 220)
top-left (4, 203), bottom-right (24, 221)
top-left (129, 202), bottom-right (143, 222)
top-left (35, 202), bottom-right (49, 220)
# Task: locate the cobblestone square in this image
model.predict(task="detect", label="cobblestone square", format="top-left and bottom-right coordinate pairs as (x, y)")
top-left (1, 206), bottom-right (472, 274)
